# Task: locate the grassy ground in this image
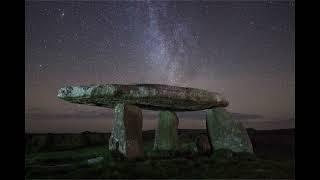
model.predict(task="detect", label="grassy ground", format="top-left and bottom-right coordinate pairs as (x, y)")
top-left (25, 129), bottom-right (295, 179)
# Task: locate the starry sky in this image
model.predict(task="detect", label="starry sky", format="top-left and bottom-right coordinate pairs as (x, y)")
top-left (25, 1), bottom-right (295, 133)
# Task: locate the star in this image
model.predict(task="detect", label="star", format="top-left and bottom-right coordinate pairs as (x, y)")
top-left (60, 10), bottom-right (65, 18)
top-left (290, 1), bottom-right (295, 7)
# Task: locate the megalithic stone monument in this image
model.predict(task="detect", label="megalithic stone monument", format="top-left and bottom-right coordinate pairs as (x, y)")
top-left (57, 83), bottom-right (253, 158)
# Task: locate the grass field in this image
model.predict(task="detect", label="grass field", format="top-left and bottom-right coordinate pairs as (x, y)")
top-left (25, 129), bottom-right (295, 179)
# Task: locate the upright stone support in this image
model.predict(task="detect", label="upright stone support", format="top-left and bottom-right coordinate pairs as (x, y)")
top-left (109, 103), bottom-right (144, 159)
top-left (206, 108), bottom-right (254, 153)
top-left (153, 111), bottom-right (179, 151)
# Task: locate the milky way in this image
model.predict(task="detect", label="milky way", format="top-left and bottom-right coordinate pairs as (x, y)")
top-left (25, 1), bottom-right (295, 132)
top-left (143, 1), bottom-right (202, 85)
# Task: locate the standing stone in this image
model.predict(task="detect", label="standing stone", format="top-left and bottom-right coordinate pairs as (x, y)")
top-left (153, 111), bottom-right (179, 151)
top-left (206, 108), bottom-right (253, 153)
top-left (109, 103), bottom-right (144, 159)
top-left (196, 134), bottom-right (212, 154)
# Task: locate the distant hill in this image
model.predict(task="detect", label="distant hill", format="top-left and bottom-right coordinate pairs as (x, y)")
top-left (26, 128), bottom-right (295, 161)
top-left (231, 113), bottom-right (263, 120)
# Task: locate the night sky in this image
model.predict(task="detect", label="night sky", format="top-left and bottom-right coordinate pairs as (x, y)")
top-left (25, 1), bottom-right (295, 133)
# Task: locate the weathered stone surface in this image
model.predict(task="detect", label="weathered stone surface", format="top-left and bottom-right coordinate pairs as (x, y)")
top-left (206, 108), bottom-right (253, 153)
top-left (196, 134), bottom-right (212, 154)
top-left (109, 104), bottom-right (144, 159)
top-left (154, 111), bottom-right (179, 151)
top-left (57, 84), bottom-right (228, 111)
top-left (87, 156), bottom-right (104, 165)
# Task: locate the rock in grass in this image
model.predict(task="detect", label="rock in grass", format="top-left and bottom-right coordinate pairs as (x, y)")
top-left (206, 108), bottom-right (254, 153)
top-left (153, 111), bottom-right (179, 151)
top-left (87, 156), bottom-right (104, 165)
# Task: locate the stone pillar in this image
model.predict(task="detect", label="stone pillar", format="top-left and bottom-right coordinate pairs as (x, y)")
top-left (206, 108), bottom-right (254, 153)
top-left (153, 111), bottom-right (179, 151)
top-left (109, 103), bottom-right (144, 159)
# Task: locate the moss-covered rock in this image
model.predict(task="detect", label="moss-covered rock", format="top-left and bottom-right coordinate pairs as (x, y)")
top-left (153, 111), bottom-right (179, 151)
top-left (109, 104), bottom-right (144, 159)
top-left (206, 108), bottom-right (253, 153)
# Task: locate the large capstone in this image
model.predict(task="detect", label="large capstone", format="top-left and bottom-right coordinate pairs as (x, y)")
top-left (57, 83), bottom-right (228, 111)
top-left (206, 108), bottom-right (253, 153)
top-left (153, 111), bottom-right (179, 151)
top-left (109, 103), bottom-right (144, 159)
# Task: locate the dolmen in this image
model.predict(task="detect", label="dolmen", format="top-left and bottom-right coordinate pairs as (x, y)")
top-left (57, 83), bottom-right (253, 159)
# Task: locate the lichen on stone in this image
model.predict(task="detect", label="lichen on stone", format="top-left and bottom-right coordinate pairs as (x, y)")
top-left (70, 86), bottom-right (95, 97)
top-left (57, 85), bottom-right (96, 99)
top-left (58, 83), bottom-right (229, 111)
top-left (109, 103), bottom-right (127, 155)
top-left (108, 103), bottom-right (144, 159)
top-left (206, 108), bottom-right (253, 153)
top-left (129, 86), bottom-right (157, 98)
top-left (153, 111), bottom-right (179, 151)
top-left (92, 84), bottom-right (117, 97)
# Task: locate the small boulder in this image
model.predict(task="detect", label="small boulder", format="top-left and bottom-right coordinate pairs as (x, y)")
top-left (87, 156), bottom-right (104, 165)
